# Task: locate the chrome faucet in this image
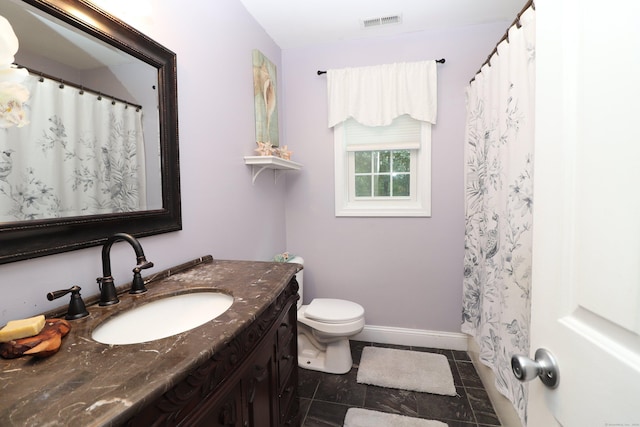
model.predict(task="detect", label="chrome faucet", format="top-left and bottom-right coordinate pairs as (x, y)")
top-left (97, 233), bottom-right (154, 306)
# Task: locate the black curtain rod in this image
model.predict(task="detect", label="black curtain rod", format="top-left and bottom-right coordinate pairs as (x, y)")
top-left (469, 0), bottom-right (535, 84)
top-left (15, 63), bottom-right (143, 110)
top-left (317, 58), bottom-right (446, 75)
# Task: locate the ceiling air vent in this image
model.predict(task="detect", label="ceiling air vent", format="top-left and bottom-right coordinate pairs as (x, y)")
top-left (361, 14), bottom-right (402, 29)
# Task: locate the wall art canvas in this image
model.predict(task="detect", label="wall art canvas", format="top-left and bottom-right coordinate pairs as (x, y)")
top-left (252, 49), bottom-right (279, 147)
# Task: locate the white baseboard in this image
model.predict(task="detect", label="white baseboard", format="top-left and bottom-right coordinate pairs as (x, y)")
top-left (352, 325), bottom-right (468, 351)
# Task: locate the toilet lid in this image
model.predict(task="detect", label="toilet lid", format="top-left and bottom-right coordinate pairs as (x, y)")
top-left (304, 298), bottom-right (364, 323)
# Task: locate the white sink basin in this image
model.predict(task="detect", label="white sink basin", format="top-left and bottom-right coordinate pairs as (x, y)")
top-left (92, 291), bottom-right (234, 345)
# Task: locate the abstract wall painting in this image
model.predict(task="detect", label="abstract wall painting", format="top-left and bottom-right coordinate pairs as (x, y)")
top-left (252, 49), bottom-right (279, 148)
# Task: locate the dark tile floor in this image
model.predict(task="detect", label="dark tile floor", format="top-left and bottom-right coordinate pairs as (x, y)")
top-left (298, 340), bottom-right (501, 427)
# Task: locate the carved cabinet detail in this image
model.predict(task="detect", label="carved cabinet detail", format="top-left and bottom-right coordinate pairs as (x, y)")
top-left (126, 278), bottom-right (300, 426)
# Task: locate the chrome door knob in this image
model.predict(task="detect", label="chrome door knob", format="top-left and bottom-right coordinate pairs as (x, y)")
top-left (511, 348), bottom-right (559, 389)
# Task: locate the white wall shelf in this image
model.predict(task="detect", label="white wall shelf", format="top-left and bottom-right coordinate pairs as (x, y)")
top-left (244, 156), bottom-right (303, 184)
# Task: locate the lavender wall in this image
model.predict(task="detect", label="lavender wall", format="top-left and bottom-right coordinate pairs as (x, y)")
top-left (0, 1), bottom-right (286, 325)
top-left (282, 23), bottom-right (509, 333)
top-left (1, 0), bottom-right (511, 337)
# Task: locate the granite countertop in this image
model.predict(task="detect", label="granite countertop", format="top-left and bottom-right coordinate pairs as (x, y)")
top-left (0, 256), bottom-right (300, 427)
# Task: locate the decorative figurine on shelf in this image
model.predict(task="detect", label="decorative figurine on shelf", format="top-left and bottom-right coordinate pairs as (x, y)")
top-left (253, 141), bottom-right (293, 161)
top-left (275, 145), bottom-right (292, 160)
top-left (255, 141), bottom-right (274, 156)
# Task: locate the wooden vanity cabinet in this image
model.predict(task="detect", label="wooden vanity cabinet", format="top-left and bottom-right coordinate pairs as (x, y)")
top-left (125, 278), bottom-right (300, 427)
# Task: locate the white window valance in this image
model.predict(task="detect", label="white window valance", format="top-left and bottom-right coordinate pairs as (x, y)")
top-left (327, 60), bottom-right (437, 128)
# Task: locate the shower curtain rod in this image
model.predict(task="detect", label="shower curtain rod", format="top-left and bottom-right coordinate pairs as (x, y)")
top-left (16, 63), bottom-right (143, 111)
top-left (316, 58), bottom-right (446, 75)
top-left (469, 0), bottom-right (534, 84)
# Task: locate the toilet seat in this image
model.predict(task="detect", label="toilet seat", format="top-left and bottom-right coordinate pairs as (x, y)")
top-left (304, 298), bottom-right (364, 324)
top-left (298, 299), bottom-right (365, 337)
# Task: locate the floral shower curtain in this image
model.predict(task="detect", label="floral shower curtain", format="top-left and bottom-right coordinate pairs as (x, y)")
top-left (0, 73), bottom-right (146, 221)
top-left (461, 5), bottom-right (535, 426)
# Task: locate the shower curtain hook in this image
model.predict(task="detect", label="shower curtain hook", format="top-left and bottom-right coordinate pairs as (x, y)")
top-left (79, 86), bottom-right (84, 95)
top-left (515, 12), bottom-right (523, 29)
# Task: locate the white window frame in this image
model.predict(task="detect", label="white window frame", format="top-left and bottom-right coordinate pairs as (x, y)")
top-left (334, 117), bottom-right (431, 217)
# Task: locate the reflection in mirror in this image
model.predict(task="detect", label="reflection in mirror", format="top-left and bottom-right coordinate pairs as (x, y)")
top-left (0, 0), bottom-right (181, 264)
top-left (0, 0), bottom-right (162, 220)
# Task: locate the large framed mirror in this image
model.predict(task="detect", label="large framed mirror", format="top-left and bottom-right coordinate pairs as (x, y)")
top-left (0, 0), bottom-right (181, 264)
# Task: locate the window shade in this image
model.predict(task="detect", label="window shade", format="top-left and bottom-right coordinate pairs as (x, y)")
top-left (343, 115), bottom-right (422, 151)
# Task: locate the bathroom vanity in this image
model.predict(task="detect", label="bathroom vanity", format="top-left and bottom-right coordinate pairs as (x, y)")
top-left (0, 256), bottom-right (301, 427)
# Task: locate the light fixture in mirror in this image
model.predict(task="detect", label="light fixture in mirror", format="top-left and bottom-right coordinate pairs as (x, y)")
top-left (0, 0), bottom-right (181, 264)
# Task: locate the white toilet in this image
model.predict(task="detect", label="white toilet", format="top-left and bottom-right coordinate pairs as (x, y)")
top-left (288, 256), bottom-right (365, 374)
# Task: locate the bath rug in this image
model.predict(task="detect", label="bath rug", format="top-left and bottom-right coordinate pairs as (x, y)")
top-left (356, 347), bottom-right (456, 396)
top-left (343, 408), bottom-right (448, 427)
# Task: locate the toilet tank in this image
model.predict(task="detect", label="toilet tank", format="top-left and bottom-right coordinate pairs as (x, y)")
top-left (287, 256), bottom-right (304, 309)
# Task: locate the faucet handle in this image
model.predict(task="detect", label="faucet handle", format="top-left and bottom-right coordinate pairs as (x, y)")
top-left (47, 285), bottom-right (90, 320)
top-left (135, 258), bottom-right (154, 271)
top-left (130, 258), bottom-right (153, 295)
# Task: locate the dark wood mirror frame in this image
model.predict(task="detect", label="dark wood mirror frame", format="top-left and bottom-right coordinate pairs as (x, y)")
top-left (0, 0), bottom-right (181, 264)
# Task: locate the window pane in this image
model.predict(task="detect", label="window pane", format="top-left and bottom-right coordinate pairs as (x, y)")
top-left (355, 175), bottom-right (371, 197)
top-left (336, 116), bottom-right (431, 217)
top-left (393, 173), bottom-right (410, 196)
top-left (393, 150), bottom-right (410, 172)
top-left (355, 152), bottom-right (371, 173)
top-left (377, 151), bottom-right (391, 172)
top-left (374, 175), bottom-right (390, 196)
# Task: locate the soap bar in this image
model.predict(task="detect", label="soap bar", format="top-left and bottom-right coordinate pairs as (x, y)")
top-left (0, 315), bottom-right (46, 342)
top-left (0, 318), bottom-right (71, 359)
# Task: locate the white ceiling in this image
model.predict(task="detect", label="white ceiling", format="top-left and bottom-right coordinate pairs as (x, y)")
top-left (2, 0), bottom-right (133, 70)
top-left (239, 0), bottom-right (528, 50)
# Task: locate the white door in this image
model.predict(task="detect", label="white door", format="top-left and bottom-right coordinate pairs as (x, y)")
top-left (528, 0), bottom-right (640, 426)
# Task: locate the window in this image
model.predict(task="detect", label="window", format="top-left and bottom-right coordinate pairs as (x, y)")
top-left (334, 115), bottom-right (431, 217)
top-left (354, 150), bottom-right (411, 197)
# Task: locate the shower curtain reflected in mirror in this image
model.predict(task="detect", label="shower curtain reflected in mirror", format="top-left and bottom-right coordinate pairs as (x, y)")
top-left (462, 6), bottom-right (535, 426)
top-left (0, 73), bottom-right (146, 221)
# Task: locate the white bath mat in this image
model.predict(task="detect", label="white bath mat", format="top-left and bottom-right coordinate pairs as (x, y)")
top-left (356, 347), bottom-right (456, 396)
top-left (343, 408), bottom-right (448, 427)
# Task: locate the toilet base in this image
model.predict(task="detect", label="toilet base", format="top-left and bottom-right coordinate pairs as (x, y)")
top-left (297, 333), bottom-right (353, 374)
